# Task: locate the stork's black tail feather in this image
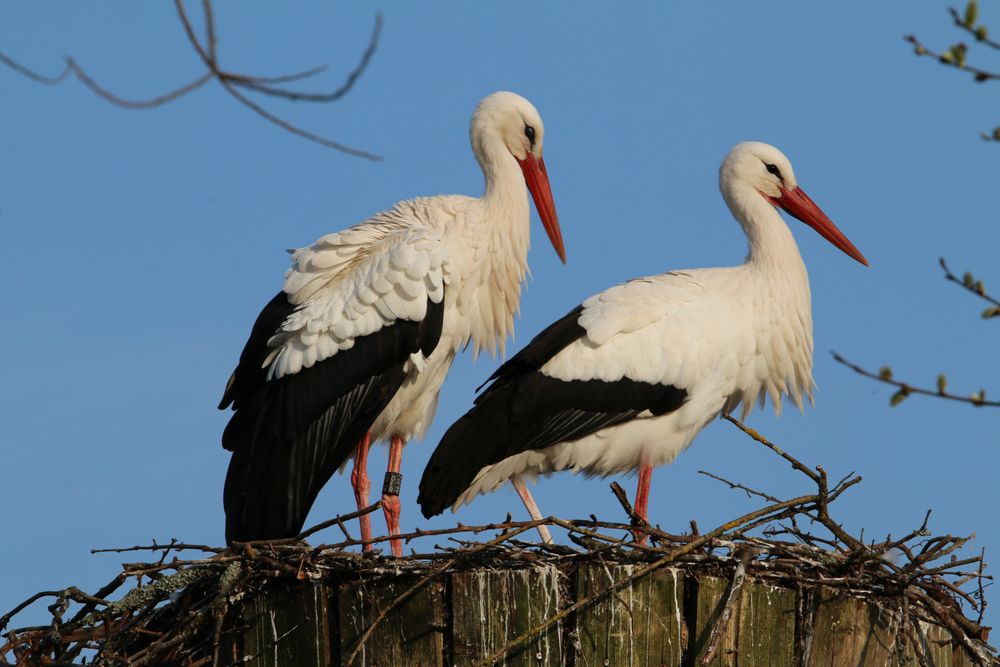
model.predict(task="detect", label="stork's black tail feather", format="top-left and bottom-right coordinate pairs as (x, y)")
top-left (220, 296), bottom-right (446, 545)
top-left (419, 304), bottom-right (592, 518)
top-left (417, 390), bottom-right (513, 519)
top-left (224, 370), bottom-right (399, 543)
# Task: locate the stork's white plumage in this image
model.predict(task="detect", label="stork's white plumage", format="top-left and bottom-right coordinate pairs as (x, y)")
top-left (418, 142), bottom-right (867, 535)
top-left (220, 92), bottom-right (564, 553)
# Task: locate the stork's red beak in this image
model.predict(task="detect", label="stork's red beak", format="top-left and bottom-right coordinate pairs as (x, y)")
top-left (768, 186), bottom-right (868, 266)
top-left (518, 154), bottom-right (566, 263)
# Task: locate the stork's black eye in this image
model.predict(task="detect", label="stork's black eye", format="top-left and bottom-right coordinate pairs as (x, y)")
top-left (524, 124), bottom-right (536, 147)
top-left (765, 163), bottom-right (782, 179)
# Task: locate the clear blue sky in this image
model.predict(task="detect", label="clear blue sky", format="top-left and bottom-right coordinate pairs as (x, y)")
top-left (3, 2), bottom-right (998, 631)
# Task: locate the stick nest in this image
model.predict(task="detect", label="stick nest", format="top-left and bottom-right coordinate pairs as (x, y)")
top-left (2, 417), bottom-right (996, 666)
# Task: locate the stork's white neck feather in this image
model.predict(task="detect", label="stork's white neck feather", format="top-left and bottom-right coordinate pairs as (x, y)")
top-left (724, 181), bottom-right (808, 278)
top-left (479, 146), bottom-right (531, 222)
top-left (721, 172), bottom-right (814, 415)
top-left (453, 134), bottom-right (532, 358)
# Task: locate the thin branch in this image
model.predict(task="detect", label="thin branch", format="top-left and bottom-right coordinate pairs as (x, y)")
top-left (725, 416), bottom-right (866, 552)
top-left (233, 14), bottom-right (383, 103)
top-left (173, 0), bottom-right (212, 68)
top-left (0, 51), bottom-right (70, 85)
top-left (67, 58), bottom-right (214, 109)
top-left (724, 415), bottom-right (821, 483)
top-left (201, 0), bottom-right (217, 64)
top-left (219, 77), bottom-right (383, 160)
top-left (1, 587), bottom-right (112, 633)
top-left (699, 469), bottom-right (782, 503)
top-left (172, 0), bottom-right (381, 157)
top-left (940, 257), bottom-right (1000, 308)
top-left (2, 1), bottom-right (382, 158)
top-left (231, 64), bottom-right (328, 85)
top-left (700, 548), bottom-right (753, 665)
top-left (948, 6), bottom-right (1000, 51)
top-left (833, 352), bottom-right (1000, 408)
top-left (977, 546), bottom-right (989, 625)
top-left (905, 612), bottom-right (933, 667)
top-left (291, 500), bottom-right (380, 544)
top-left (1, 591), bottom-right (67, 632)
top-left (904, 34), bottom-right (1000, 82)
top-left (609, 481), bottom-right (659, 540)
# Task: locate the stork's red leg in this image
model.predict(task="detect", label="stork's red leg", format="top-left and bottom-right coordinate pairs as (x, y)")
top-left (632, 463), bottom-right (654, 544)
top-left (512, 478), bottom-right (553, 544)
top-left (381, 435), bottom-right (404, 557)
top-left (351, 432), bottom-right (373, 552)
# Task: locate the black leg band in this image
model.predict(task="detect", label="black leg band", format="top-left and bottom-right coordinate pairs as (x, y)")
top-left (382, 472), bottom-right (403, 496)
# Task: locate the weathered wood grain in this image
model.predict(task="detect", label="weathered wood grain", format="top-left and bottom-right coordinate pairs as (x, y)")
top-left (574, 562), bottom-right (684, 667)
top-left (243, 581), bottom-right (332, 667)
top-left (338, 574), bottom-right (445, 667)
top-left (734, 580), bottom-right (796, 666)
top-left (688, 575), bottom-right (795, 666)
top-left (689, 575), bottom-right (736, 666)
top-left (450, 566), bottom-right (563, 666)
top-left (805, 588), bottom-right (908, 666)
top-left (234, 566), bottom-right (978, 666)
top-left (953, 640), bottom-right (978, 667)
top-left (919, 621), bottom-right (953, 666)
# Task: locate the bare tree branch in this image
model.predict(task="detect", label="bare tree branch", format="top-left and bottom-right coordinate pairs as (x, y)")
top-left (232, 64), bottom-right (328, 86)
top-left (218, 77), bottom-right (382, 159)
top-left (835, 255), bottom-right (998, 409)
top-left (0, 51), bottom-right (69, 85)
top-left (949, 6), bottom-right (1000, 51)
top-left (940, 257), bottom-right (1000, 311)
top-left (201, 0), bottom-right (217, 64)
top-left (700, 548), bottom-right (753, 665)
top-left (833, 352), bottom-right (1000, 408)
top-left (67, 58), bottom-right (214, 109)
top-left (905, 34), bottom-right (1000, 82)
top-left (906, 3), bottom-right (1000, 141)
top-left (698, 469), bottom-right (782, 503)
top-left (1, 1), bottom-right (383, 158)
top-left (234, 14), bottom-right (383, 103)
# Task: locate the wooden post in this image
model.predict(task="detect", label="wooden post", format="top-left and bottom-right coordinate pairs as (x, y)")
top-left (688, 575), bottom-right (796, 666)
top-left (450, 566), bottom-right (563, 666)
top-left (243, 581), bottom-right (333, 667)
top-left (338, 574), bottom-right (446, 667)
top-left (234, 564), bottom-right (981, 666)
top-left (574, 563), bottom-right (684, 666)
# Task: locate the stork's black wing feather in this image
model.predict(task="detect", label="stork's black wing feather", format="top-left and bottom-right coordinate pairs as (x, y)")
top-left (476, 304), bottom-right (585, 392)
top-left (418, 304), bottom-right (686, 519)
top-left (220, 292), bottom-right (445, 543)
top-left (219, 291), bottom-right (295, 414)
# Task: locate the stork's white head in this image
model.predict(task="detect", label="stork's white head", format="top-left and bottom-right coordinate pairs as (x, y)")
top-left (471, 91), bottom-right (546, 162)
top-left (721, 142), bottom-right (868, 266)
top-left (721, 141), bottom-right (799, 198)
top-left (470, 91), bottom-right (565, 263)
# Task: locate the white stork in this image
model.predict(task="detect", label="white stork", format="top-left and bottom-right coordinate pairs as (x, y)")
top-left (219, 91), bottom-right (564, 555)
top-left (418, 141), bottom-right (867, 540)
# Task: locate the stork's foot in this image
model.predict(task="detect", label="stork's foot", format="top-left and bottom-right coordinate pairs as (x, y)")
top-left (382, 471), bottom-right (403, 557)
